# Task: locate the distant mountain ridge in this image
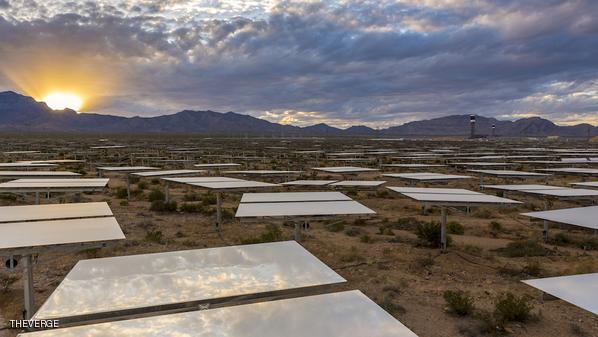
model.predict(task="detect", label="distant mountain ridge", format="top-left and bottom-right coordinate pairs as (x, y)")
top-left (0, 91), bottom-right (596, 137)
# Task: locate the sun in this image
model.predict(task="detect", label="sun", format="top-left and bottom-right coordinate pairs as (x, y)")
top-left (43, 92), bottom-right (83, 111)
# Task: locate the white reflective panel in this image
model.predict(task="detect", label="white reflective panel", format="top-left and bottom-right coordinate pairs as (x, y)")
top-left (469, 170), bottom-right (550, 177)
top-left (0, 171), bottom-right (80, 178)
top-left (330, 181), bottom-right (386, 187)
top-left (225, 170), bottom-right (302, 175)
top-left (241, 192), bottom-right (350, 203)
top-left (0, 217), bottom-right (124, 251)
top-left (282, 180), bottom-right (337, 186)
top-left (33, 241), bottom-right (345, 321)
top-left (163, 177), bottom-right (243, 184)
top-left (0, 163), bottom-right (56, 168)
top-left (401, 193), bottom-right (522, 205)
top-left (523, 273), bottom-right (598, 315)
top-left (383, 164), bottom-right (446, 168)
top-left (0, 202), bottom-right (113, 223)
top-left (522, 188), bottom-right (598, 198)
top-left (97, 166), bottom-right (158, 172)
top-left (27, 160), bottom-right (85, 164)
top-left (384, 173), bottom-right (471, 180)
top-left (131, 170), bottom-right (204, 177)
top-left (193, 163), bottom-right (241, 168)
top-left (313, 166), bottom-right (378, 173)
top-left (387, 187), bottom-right (481, 195)
top-left (190, 181), bottom-right (280, 190)
top-left (22, 291), bottom-right (418, 337)
top-left (452, 162), bottom-right (514, 166)
top-left (236, 200), bottom-right (375, 217)
top-left (481, 184), bottom-right (564, 191)
top-left (537, 168), bottom-right (598, 175)
top-left (0, 179), bottom-right (108, 189)
top-left (521, 206), bottom-right (598, 230)
top-left (571, 181), bottom-right (598, 189)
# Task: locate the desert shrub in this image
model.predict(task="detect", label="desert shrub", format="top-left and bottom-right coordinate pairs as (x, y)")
top-left (489, 221), bottom-right (502, 233)
top-left (241, 224), bottom-right (283, 244)
top-left (119, 200), bottom-right (129, 206)
top-left (150, 200), bottom-right (178, 212)
top-left (379, 295), bottom-right (406, 315)
top-left (522, 261), bottom-right (543, 277)
top-left (1, 273), bottom-right (19, 293)
top-left (474, 208), bottom-right (493, 219)
top-left (378, 226), bottom-right (394, 236)
top-left (115, 187), bottom-right (128, 199)
top-left (346, 189), bottom-right (358, 197)
top-left (221, 209), bottom-right (234, 221)
top-left (360, 234), bottom-right (372, 243)
top-left (183, 192), bottom-right (200, 201)
top-left (494, 293), bottom-right (534, 324)
top-left (497, 240), bottom-right (549, 257)
top-left (376, 189), bottom-right (389, 198)
top-left (416, 222), bottom-right (451, 248)
top-left (325, 221), bottom-right (345, 232)
top-left (148, 189), bottom-right (165, 202)
top-left (353, 218), bottom-right (367, 226)
top-left (447, 221), bottom-right (465, 235)
top-left (395, 217), bottom-right (422, 230)
top-left (0, 194), bottom-right (17, 201)
top-left (340, 246), bottom-right (363, 263)
top-left (150, 178), bottom-right (160, 185)
top-left (578, 237), bottom-right (598, 250)
top-left (179, 203), bottom-right (204, 213)
top-left (551, 232), bottom-right (572, 245)
top-left (129, 176), bottom-right (140, 184)
top-left (145, 230), bottom-right (165, 244)
top-left (443, 290), bottom-right (475, 316)
top-left (137, 181), bottom-right (148, 190)
top-left (345, 227), bottom-right (362, 237)
top-left (201, 193), bottom-right (217, 206)
top-left (414, 254), bottom-right (434, 268)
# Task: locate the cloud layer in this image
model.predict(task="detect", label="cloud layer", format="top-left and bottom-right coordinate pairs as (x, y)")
top-left (1, 0), bottom-right (597, 127)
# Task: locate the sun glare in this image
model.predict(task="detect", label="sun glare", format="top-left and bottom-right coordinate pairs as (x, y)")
top-left (43, 92), bottom-right (83, 111)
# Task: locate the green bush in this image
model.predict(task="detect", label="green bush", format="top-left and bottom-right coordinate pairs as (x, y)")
top-left (1, 273), bottom-right (19, 293)
top-left (150, 200), bottom-right (177, 212)
top-left (145, 230), bottom-right (165, 244)
top-left (416, 222), bottom-right (451, 248)
top-left (183, 192), bottom-right (200, 201)
top-left (345, 227), bottom-right (362, 237)
top-left (578, 237), bottom-right (598, 250)
top-left (443, 290), bottom-right (475, 316)
top-left (241, 224), bottom-right (283, 244)
top-left (360, 234), bottom-right (372, 243)
top-left (137, 181), bottom-right (148, 190)
top-left (494, 293), bottom-right (534, 323)
top-left (325, 221), bottom-right (345, 232)
top-left (447, 221), bottom-right (465, 235)
top-left (201, 193), bottom-right (217, 206)
top-left (179, 203), bottom-right (204, 213)
top-left (115, 187), bottom-right (128, 199)
top-left (148, 189), bottom-right (166, 202)
top-left (497, 240), bottom-right (549, 257)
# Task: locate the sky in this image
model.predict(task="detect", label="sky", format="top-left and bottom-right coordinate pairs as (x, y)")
top-left (1, 0), bottom-right (597, 128)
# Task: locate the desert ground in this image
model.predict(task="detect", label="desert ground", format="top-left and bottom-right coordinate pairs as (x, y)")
top-left (0, 135), bottom-right (597, 337)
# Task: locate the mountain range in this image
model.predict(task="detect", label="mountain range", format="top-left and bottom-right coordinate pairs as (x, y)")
top-left (1, 91), bottom-right (596, 137)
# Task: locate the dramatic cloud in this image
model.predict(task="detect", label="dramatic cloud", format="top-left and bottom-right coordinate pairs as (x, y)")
top-left (1, 0), bottom-right (597, 127)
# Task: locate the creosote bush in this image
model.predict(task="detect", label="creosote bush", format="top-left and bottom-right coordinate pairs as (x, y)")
top-left (497, 240), bottom-right (549, 257)
top-left (447, 221), bottom-right (465, 235)
top-left (150, 200), bottom-right (178, 212)
top-left (443, 290), bottom-right (475, 316)
top-left (148, 189), bottom-right (165, 202)
top-left (241, 224), bottom-right (283, 244)
top-left (416, 222), bottom-right (451, 248)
